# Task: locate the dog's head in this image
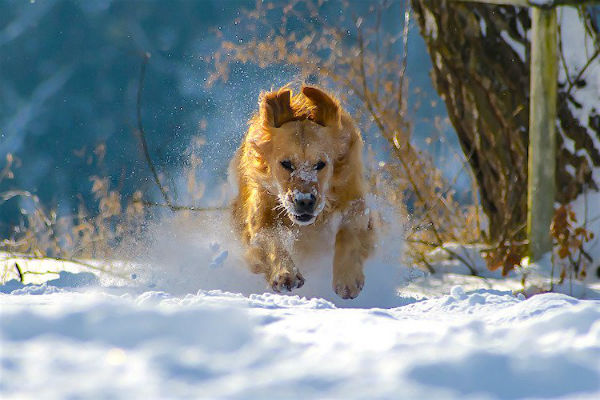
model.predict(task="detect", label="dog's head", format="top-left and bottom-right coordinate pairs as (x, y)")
top-left (248, 86), bottom-right (351, 226)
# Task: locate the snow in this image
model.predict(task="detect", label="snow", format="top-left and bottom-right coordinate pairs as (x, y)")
top-left (290, 162), bottom-right (318, 183)
top-left (80, 206), bottom-right (414, 309)
top-left (2, 218), bottom-right (600, 400)
top-left (2, 197), bottom-right (600, 399)
top-left (479, 16), bottom-right (487, 37)
top-left (529, 0), bottom-right (553, 6)
top-left (1, 276), bottom-right (600, 400)
top-left (559, 7), bottom-right (600, 139)
top-left (500, 30), bottom-right (525, 62)
top-left (424, 8), bottom-right (438, 40)
top-left (558, 7), bottom-right (600, 269)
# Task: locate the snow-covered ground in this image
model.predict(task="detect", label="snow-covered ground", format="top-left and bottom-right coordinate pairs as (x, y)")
top-left (1, 274), bottom-right (600, 400)
top-left (2, 213), bottom-right (600, 400)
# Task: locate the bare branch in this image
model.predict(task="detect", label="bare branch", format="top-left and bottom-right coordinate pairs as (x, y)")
top-left (134, 52), bottom-right (175, 211)
top-left (2, 254), bottom-right (131, 280)
top-left (14, 263), bottom-right (23, 283)
top-left (398, 2), bottom-right (411, 113)
top-left (565, 46), bottom-right (600, 97)
top-left (557, 22), bottom-right (574, 91)
top-left (135, 199), bottom-right (227, 213)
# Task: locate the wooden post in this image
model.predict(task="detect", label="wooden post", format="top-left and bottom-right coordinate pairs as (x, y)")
top-left (527, 6), bottom-right (557, 261)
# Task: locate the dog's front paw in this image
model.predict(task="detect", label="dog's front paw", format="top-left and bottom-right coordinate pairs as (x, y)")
top-left (269, 268), bottom-right (305, 293)
top-left (333, 271), bottom-right (364, 299)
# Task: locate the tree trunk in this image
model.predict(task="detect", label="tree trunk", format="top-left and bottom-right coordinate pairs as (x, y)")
top-left (411, 0), bottom-right (600, 243)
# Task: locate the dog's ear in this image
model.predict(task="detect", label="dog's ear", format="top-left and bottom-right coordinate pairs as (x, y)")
top-left (261, 89), bottom-right (295, 128)
top-left (302, 86), bottom-right (341, 128)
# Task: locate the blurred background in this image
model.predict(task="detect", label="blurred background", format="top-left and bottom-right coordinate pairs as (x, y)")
top-left (3, 0), bottom-right (598, 281)
top-left (0, 0), bottom-right (456, 233)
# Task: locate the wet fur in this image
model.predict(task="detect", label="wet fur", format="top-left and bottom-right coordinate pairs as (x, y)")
top-left (230, 86), bottom-right (375, 299)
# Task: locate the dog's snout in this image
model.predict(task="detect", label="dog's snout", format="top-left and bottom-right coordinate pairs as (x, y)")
top-left (293, 192), bottom-right (316, 213)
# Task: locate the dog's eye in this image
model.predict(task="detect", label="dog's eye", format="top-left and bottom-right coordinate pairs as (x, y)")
top-left (314, 161), bottom-right (326, 171)
top-left (280, 160), bottom-right (294, 171)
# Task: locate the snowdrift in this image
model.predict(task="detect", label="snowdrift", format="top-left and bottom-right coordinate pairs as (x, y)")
top-left (1, 276), bottom-right (600, 400)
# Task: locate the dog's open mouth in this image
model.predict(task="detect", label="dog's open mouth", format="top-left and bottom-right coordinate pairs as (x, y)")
top-left (293, 213), bottom-right (315, 223)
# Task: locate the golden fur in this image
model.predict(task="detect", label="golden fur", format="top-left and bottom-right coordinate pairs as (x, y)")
top-left (230, 86), bottom-right (375, 299)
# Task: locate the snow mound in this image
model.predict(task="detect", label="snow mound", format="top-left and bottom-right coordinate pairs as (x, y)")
top-left (80, 205), bottom-right (417, 309)
top-left (1, 285), bottom-right (599, 400)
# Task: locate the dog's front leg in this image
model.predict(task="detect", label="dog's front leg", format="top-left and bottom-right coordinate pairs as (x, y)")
top-left (333, 208), bottom-right (374, 299)
top-left (245, 237), bottom-right (304, 293)
top-left (265, 240), bottom-right (304, 293)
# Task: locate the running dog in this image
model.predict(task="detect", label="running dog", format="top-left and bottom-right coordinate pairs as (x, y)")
top-left (230, 86), bottom-right (375, 299)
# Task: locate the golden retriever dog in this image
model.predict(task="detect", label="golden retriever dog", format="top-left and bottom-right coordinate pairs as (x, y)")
top-left (230, 86), bottom-right (375, 299)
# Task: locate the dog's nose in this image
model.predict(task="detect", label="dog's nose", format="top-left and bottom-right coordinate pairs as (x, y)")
top-left (294, 193), bottom-right (316, 213)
